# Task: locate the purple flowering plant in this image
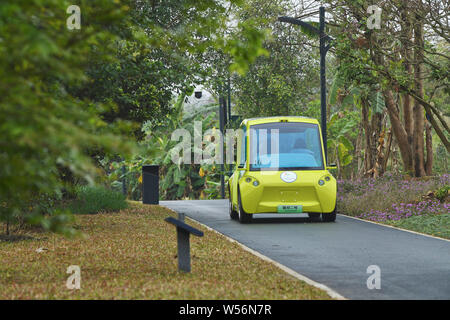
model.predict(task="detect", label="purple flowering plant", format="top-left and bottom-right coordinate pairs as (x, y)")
top-left (337, 173), bottom-right (450, 222)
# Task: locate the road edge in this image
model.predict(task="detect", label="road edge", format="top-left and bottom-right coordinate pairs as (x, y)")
top-left (161, 204), bottom-right (346, 300)
top-left (187, 216), bottom-right (347, 300)
top-left (338, 214), bottom-right (450, 243)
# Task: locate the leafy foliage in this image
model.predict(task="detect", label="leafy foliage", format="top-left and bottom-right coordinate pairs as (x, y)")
top-left (435, 185), bottom-right (449, 202)
top-left (107, 96), bottom-right (223, 200)
top-left (327, 111), bottom-right (358, 175)
top-left (0, 0), bottom-right (269, 234)
top-left (69, 186), bottom-right (128, 214)
top-left (0, 0), bottom-right (135, 235)
top-left (230, 0), bottom-right (320, 118)
top-left (323, 0), bottom-right (450, 176)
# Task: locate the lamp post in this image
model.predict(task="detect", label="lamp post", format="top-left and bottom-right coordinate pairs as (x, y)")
top-left (219, 94), bottom-right (226, 199)
top-left (227, 76), bottom-right (231, 123)
top-left (219, 77), bottom-right (232, 200)
top-left (278, 6), bottom-right (333, 163)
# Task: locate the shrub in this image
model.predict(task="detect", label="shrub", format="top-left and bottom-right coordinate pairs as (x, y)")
top-left (106, 97), bottom-right (222, 201)
top-left (70, 186), bottom-right (127, 214)
top-left (435, 185), bottom-right (449, 202)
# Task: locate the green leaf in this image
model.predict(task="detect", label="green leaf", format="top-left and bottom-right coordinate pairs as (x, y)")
top-left (329, 72), bottom-right (344, 105)
top-left (339, 136), bottom-right (354, 151)
top-left (369, 91), bottom-right (385, 114)
top-left (342, 87), bottom-right (361, 108)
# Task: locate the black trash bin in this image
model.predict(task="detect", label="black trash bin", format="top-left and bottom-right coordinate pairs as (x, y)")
top-left (142, 165), bottom-right (159, 205)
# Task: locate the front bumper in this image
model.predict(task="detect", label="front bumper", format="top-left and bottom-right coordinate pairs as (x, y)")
top-left (239, 171), bottom-right (336, 214)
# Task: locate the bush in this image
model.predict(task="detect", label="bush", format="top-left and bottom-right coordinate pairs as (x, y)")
top-left (435, 185), bottom-right (449, 202)
top-left (106, 96), bottom-right (222, 201)
top-left (70, 186), bottom-right (128, 214)
top-left (0, 1), bottom-right (133, 235)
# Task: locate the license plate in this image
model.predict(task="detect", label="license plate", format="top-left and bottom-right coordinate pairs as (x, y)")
top-left (277, 205), bottom-right (303, 213)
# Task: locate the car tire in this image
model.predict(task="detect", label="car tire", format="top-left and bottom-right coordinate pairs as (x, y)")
top-left (229, 188), bottom-right (238, 220)
top-left (308, 213), bottom-right (321, 221)
top-left (322, 204), bottom-right (337, 222)
top-left (238, 189), bottom-right (252, 224)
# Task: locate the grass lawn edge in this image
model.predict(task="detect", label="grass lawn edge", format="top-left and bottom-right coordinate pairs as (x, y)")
top-left (0, 202), bottom-right (334, 299)
top-left (338, 213), bottom-right (450, 242)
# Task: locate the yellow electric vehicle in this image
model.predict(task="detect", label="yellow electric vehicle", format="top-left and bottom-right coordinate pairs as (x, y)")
top-left (228, 116), bottom-right (337, 223)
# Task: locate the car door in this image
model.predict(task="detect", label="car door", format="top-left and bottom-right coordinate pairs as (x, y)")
top-left (231, 124), bottom-right (247, 207)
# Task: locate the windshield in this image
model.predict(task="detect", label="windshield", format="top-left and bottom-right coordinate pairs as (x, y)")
top-left (249, 122), bottom-right (324, 171)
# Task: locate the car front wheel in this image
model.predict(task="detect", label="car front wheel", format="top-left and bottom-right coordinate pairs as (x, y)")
top-left (321, 204), bottom-right (337, 222)
top-left (229, 188), bottom-right (238, 220)
top-left (238, 189), bottom-right (252, 224)
top-left (308, 213), bottom-right (321, 221)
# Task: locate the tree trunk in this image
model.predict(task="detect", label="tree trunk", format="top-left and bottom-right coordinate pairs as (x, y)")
top-left (374, 129), bottom-right (385, 178)
top-left (382, 89), bottom-right (414, 174)
top-left (425, 118), bottom-right (433, 175)
top-left (403, 93), bottom-right (414, 145)
top-left (391, 138), bottom-right (401, 174)
top-left (383, 128), bottom-right (393, 173)
top-left (368, 4), bottom-right (428, 177)
top-left (400, 2), bottom-right (414, 145)
top-left (371, 112), bottom-right (383, 177)
top-left (361, 100), bottom-right (372, 176)
top-left (412, 12), bottom-right (426, 177)
top-left (355, 123), bottom-right (364, 176)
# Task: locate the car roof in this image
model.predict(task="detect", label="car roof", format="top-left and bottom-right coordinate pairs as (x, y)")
top-left (240, 116), bottom-right (320, 127)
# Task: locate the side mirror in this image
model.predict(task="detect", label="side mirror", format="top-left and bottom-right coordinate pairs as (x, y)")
top-left (326, 163), bottom-right (337, 170)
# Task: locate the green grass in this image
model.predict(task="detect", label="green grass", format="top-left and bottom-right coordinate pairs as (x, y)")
top-left (385, 213), bottom-right (450, 239)
top-left (0, 202), bottom-right (331, 299)
top-left (70, 185), bottom-right (128, 214)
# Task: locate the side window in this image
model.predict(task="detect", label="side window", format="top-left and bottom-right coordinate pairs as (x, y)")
top-left (305, 128), bottom-right (323, 167)
top-left (239, 125), bottom-right (247, 166)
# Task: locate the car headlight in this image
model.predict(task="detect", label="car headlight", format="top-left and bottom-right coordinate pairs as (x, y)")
top-left (245, 177), bottom-right (252, 183)
top-left (325, 176), bottom-right (331, 182)
top-left (253, 180), bottom-right (259, 187)
top-left (318, 179), bottom-right (325, 186)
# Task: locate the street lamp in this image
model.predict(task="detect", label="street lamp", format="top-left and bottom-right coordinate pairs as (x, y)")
top-left (194, 90), bottom-right (202, 99)
top-left (218, 94), bottom-right (226, 199)
top-left (219, 77), bottom-right (232, 200)
top-left (278, 6), bottom-right (333, 162)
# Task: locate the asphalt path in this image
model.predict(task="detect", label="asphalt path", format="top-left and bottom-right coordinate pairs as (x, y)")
top-left (160, 199), bottom-right (450, 300)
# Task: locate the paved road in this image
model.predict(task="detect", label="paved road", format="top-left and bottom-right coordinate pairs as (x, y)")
top-left (161, 199), bottom-right (450, 300)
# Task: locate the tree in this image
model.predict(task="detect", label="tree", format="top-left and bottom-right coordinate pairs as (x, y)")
top-left (328, 69), bottom-right (389, 178)
top-left (230, 0), bottom-right (320, 118)
top-left (0, 0), bottom-right (268, 234)
top-left (73, 1), bottom-right (223, 139)
top-left (323, 0), bottom-right (449, 176)
top-left (0, 0), bottom-right (135, 235)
